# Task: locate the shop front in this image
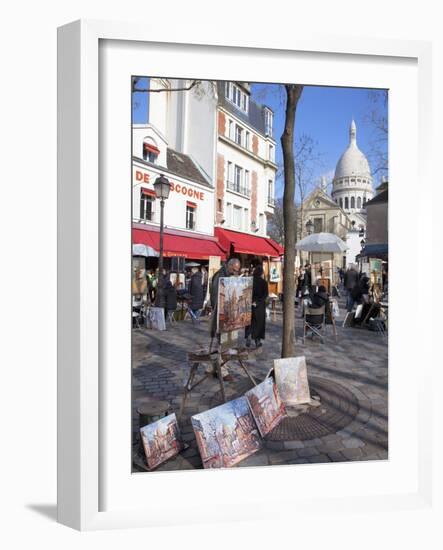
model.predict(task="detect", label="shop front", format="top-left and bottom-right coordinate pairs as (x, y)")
top-left (214, 227), bottom-right (284, 295)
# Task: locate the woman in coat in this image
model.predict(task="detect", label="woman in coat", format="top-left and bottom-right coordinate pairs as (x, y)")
top-left (245, 265), bottom-right (269, 348)
top-left (189, 269), bottom-right (204, 318)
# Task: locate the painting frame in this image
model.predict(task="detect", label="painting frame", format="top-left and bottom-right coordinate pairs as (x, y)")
top-left (57, 19), bottom-right (435, 531)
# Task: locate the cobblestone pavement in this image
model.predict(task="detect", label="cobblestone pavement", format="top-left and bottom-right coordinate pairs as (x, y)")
top-left (132, 295), bottom-right (388, 471)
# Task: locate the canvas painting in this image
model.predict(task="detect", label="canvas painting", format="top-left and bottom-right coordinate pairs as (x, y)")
top-left (245, 377), bottom-right (287, 437)
top-left (191, 397), bottom-right (261, 468)
top-left (217, 276), bottom-right (253, 333)
top-left (274, 356), bottom-right (311, 406)
top-left (140, 413), bottom-right (184, 470)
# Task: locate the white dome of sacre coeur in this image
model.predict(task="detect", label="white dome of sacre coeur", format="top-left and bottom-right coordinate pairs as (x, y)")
top-left (334, 120), bottom-right (371, 180)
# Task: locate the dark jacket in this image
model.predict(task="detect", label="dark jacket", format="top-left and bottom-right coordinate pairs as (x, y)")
top-left (189, 271), bottom-right (204, 311)
top-left (311, 290), bottom-right (332, 323)
top-left (246, 275), bottom-right (269, 340)
top-left (163, 282), bottom-right (177, 311)
top-left (344, 268), bottom-right (359, 290)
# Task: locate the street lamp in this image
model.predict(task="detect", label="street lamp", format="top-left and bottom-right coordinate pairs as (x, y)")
top-left (153, 174), bottom-right (171, 306)
top-left (305, 219), bottom-right (314, 235)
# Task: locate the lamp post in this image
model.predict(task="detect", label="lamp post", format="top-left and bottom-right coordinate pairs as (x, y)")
top-left (305, 219), bottom-right (314, 235)
top-left (153, 174), bottom-right (171, 306)
top-left (305, 219), bottom-right (314, 266)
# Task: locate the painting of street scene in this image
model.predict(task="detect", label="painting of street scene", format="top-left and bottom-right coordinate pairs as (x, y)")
top-left (140, 413), bottom-right (184, 470)
top-left (217, 277), bottom-right (253, 333)
top-left (274, 356), bottom-right (311, 406)
top-left (191, 396), bottom-right (261, 468)
top-left (245, 377), bottom-right (287, 437)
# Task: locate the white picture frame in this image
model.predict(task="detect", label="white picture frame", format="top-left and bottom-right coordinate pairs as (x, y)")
top-left (58, 19), bottom-right (434, 531)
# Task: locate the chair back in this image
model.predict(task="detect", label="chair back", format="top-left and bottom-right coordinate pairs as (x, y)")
top-left (305, 305), bottom-right (325, 326)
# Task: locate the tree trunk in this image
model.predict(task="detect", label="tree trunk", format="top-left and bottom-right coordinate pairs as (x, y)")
top-left (281, 84), bottom-right (303, 358)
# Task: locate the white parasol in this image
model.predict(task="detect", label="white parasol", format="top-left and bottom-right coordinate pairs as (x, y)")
top-left (296, 232), bottom-right (348, 253)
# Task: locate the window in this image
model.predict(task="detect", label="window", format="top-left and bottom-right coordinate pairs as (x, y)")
top-left (227, 161), bottom-right (233, 185)
top-left (143, 139), bottom-right (160, 163)
top-left (186, 203), bottom-right (196, 230)
top-left (269, 144), bottom-right (274, 162)
top-left (339, 198), bottom-right (343, 208)
top-left (226, 202), bottom-right (232, 225)
top-left (243, 208), bottom-right (249, 231)
top-left (140, 190), bottom-right (155, 221)
top-left (363, 196), bottom-right (367, 206)
top-left (245, 170), bottom-right (250, 195)
top-left (264, 108), bottom-right (273, 137)
top-left (351, 197), bottom-right (355, 209)
top-left (259, 213), bottom-right (265, 234)
top-left (234, 165), bottom-right (242, 191)
top-left (345, 197), bottom-right (349, 210)
top-left (226, 82), bottom-right (249, 113)
top-left (313, 218), bottom-right (323, 233)
top-left (268, 180), bottom-right (274, 205)
top-left (228, 120), bottom-right (234, 140)
top-left (233, 205), bottom-right (242, 229)
top-left (235, 125), bottom-right (243, 146)
top-left (357, 196), bottom-right (362, 209)
top-left (245, 131), bottom-right (250, 149)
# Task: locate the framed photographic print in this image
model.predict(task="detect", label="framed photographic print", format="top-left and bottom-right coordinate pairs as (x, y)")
top-left (58, 19), bottom-right (433, 531)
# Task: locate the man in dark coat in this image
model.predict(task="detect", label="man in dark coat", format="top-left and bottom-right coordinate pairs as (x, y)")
top-left (163, 280), bottom-right (177, 320)
top-left (189, 270), bottom-right (204, 318)
top-left (245, 265), bottom-right (268, 348)
top-left (344, 265), bottom-right (359, 311)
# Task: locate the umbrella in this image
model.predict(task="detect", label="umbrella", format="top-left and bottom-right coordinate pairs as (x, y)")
top-left (132, 243), bottom-right (159, 257)
top-left (296, 232), bottom-right (348, 253)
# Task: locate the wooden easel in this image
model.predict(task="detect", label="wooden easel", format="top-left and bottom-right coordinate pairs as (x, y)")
top-left (179, 339), bottom-right (258, 419)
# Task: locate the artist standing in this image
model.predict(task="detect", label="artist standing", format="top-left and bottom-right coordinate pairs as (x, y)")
top-left (245, 265), bottom-right (269, 349)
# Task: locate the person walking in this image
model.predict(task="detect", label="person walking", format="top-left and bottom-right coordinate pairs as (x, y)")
top-left (245, 265), bottom-right (269, 349)
top-left (163, 280), bottom-right (178, 322)
top-left (189, 269), bottom-right (204, 321)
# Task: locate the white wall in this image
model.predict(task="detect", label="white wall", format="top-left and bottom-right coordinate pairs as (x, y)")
top-left (133, 161), bottom-right (215, 235)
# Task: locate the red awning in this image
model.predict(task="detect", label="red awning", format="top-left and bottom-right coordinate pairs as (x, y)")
top-left (133, 227), bottom-right (226, 260)
top-left (215, 227), bottom-right (284, 257)
top-left (143, 143), bottom-right (160, 155)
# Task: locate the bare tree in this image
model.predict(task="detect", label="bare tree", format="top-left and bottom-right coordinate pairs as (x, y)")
top-left (281, 84), bottom-right (304, 358)
top-left (267, 197), bottom-right (284, 245)
top-left (365, 90), bottom-right (388, 177)
top-left (294, 134), bottom-right (324, 245)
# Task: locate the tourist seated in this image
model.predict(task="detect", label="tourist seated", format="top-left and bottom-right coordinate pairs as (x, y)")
top-left (311, 285), bottom-right (332, 323)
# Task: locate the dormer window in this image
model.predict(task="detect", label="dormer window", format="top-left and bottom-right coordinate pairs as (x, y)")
top-left (264, 108), bottom-right (274, 137)
top-left (143, 138), bottom-right (160, 163)
top-left (226, 82), bottom-right (249, 113)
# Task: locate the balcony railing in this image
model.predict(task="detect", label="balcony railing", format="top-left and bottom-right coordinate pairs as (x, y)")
top-left (226, 180), bottom-right (251, 198)
top-left (267, 196), bottom-right (275, 207)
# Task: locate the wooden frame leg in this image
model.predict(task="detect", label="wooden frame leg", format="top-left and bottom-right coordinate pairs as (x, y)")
top-left (179, 362), bottom-right (198, 419)
top-left (214, 354), bottom-right (226, 403)
top-left (238, 358), bottom-right (257, 386)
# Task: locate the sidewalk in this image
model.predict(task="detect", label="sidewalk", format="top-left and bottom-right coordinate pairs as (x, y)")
top-left (132, 295), bottom-right (388, 471)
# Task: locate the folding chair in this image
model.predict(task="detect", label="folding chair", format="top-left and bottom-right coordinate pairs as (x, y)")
top-left (303, 305), bottom-right (326, 344)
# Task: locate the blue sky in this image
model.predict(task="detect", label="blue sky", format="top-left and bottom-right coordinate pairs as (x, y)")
top-left (250, 83), bottom-right (388, 198)
top-left (132, 79), bottom-right (388, 199)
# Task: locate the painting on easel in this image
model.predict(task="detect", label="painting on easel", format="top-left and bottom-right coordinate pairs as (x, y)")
top-left (217, 276), bottom-right (253, 333)
top-left (140, 413), bottom-right (184, 470)
top-left (191, 397), bottom-right (261, 468)
top-left (245, 377), bottom-right (287, 437)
